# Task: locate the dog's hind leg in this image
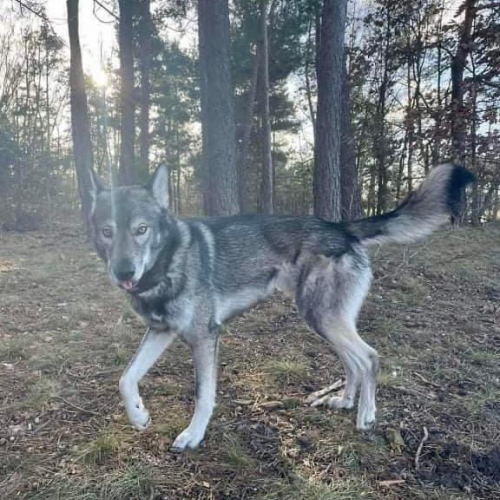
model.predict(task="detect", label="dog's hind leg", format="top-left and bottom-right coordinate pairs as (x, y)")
top-left (305, 317), bottom-right (378, 429)
top-left (296, 256), bottom-right (379, 430)
top-left (119, 328), bottom-right (178, 430)
top-left (172, 331), bottom-right (219, 451)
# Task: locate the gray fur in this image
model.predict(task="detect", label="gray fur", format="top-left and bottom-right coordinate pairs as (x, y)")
top-left (88, 163), bottom-right (472, 451)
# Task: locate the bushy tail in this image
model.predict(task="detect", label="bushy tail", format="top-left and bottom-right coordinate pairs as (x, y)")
top-left (348, 163), bottom-right (474, 246)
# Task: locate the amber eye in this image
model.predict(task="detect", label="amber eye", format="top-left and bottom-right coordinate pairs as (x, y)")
top-left (102, 228), bottom-right (113, 238)
top-left (136, 225), bottom-right (148, 235)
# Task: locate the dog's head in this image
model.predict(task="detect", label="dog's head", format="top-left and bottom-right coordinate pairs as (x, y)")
top-left (89, 164), bottom-right (173, 293)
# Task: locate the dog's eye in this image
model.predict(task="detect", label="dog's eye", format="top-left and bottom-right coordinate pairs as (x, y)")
top-left (136, 225), bottom-right (148, 235)
top-left (102, 228), bottom-right (113, 238)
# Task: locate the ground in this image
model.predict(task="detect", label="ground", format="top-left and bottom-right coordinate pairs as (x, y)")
top-left (0, 219), bottom-right (499, 500)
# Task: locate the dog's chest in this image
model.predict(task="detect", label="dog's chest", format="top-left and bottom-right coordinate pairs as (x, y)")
top-left (131, 294), bottom-right (195, 332)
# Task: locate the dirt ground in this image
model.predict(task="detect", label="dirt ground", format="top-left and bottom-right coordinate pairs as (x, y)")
top-left (1, 219), bottom-right (499, 500)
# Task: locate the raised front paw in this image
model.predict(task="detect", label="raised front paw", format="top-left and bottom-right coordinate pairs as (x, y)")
top-left (171, 427), bottom-right (205, 452)
top-left (126, 399), bottom-right (151, 430)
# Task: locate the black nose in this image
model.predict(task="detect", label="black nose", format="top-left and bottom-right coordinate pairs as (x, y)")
top-left (114, 261), bottom-right (135, 282)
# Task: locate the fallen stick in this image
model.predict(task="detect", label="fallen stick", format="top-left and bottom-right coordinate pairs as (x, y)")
top-left (379, 479), bottom-right (406, 487)
top-left (53, 397), bottom-right (100, 416)
top-left (415, 426), bottom-right (429, 470)
top-left (305, 379), bottom-right (345, 404)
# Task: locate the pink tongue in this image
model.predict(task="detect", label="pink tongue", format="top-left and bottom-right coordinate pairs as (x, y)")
top-left (122, 280), bottom-right (134, 290)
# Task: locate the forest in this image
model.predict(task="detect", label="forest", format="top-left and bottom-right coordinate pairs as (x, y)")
top-left (1, 1), bottom-right (500, 500)
top-left (0, 0), bottom-right (498, 228)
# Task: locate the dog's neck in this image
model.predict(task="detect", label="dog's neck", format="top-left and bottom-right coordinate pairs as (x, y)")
top-left (130, 216), bottom-right (187, 298)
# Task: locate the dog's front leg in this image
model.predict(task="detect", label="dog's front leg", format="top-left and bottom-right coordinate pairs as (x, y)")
top-left (119, 328), bottom-right (177, 430)
top-left (172, 332), bottom-right (219, 451)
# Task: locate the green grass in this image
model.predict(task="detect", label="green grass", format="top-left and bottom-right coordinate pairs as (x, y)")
top-left (29, 465), bottom-right (154, 500)
top-left (263, 475), bottom-right (374, 500)
top-left (78, 433), bottom-right (120, 465)
top-left (0, 337), bottom-right (29, 361)
top-left (266, 359), bottom-right (307, 385)
top-left (221, 434), bottom-right (256, 469)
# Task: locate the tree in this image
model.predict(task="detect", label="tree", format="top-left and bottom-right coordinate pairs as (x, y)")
top-left (138, 0), bottom-right (152, 179)
top-left (67, 0), bottom-right (94, 230)
top-left (237, 49), bottom-right (258, 214)
top-left (258, 0), bottom-right (273, 214)
top-left (340, 54), bottom-right (362, 220)
top-left (313, 0), bottom-right (348, 222)
top-left (450, 0), bottom-right (476, 163)
top-left (198, 0), bottom-right (240, 215)
top-left (118, 0), bottom-right (137, 185)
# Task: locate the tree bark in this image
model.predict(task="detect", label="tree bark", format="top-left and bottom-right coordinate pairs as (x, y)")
top-left (313, 0), bottom-right (347, 222)
top-left (340, 54), bottom-right (362, 220)
top-left (138, 0), bottom-right (152, 180)
top-left (450, 0), bottom-right (476, 163)
top-left (66, 0), bottom-right (93, 231)
top-left (237, 50), bottom-right (258, 214)
top-left (258, 0), bottom-right (273, 214)
top-left (198, 0), bottom-right (240, 216)
top-left (118, 0), bottom-right (137, 185)
top-left (374, 4), bottom-right (391, 216)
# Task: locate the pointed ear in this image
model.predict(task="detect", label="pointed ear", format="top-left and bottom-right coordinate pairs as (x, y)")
top-left (147, 163), bottom-right (169, 210)
top-left (89, 168), bottom-right (104, 201)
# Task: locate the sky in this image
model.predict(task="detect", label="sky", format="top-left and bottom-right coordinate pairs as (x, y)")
top-left (46, 0), bottom-right (117, 85)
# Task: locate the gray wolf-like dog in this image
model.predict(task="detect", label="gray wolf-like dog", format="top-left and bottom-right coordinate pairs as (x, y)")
top-left (88, 163), bottom-right (472, 451)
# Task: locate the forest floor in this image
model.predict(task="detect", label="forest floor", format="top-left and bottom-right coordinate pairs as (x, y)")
top-left (1, 218), bottom-right (500, 500)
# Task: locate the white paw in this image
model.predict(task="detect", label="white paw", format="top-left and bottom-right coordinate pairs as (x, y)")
top-left (326, 395), bottom-right (355, 410)
top-left (171, 427), bottom-right (205, 452)
top-left (126, 400), bottom-right (151, 430)
top-left (356, 407), bottom-right (376, 431)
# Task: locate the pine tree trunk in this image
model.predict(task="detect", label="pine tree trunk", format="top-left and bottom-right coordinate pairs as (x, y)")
top-left (237, 51), bottom-right (258, 214)
top-left (118, 0), bottom-right (137, 185)
top-left (374, 5), bottom-right (391, 216)
top-left (258, 0), bottom-right (273, 215)
top-left (66, 0), bottom-right (93, 232)
top-left (304, 18), bottom-right (316, 135)
top-left (406, 57), bottom-right (414, 194)
top-left (138, 0), bottom-right (152, 180)
top-left (450, 0), bottom-right (476, 163)
top-left (340, 54), bottom-right (362, 220)
top-left (313, 0), bottom-right (347, 222)
top-left (198, 0), bottom-right (240, 216)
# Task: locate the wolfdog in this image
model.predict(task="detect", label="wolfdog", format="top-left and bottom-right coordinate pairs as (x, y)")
top-left (88, 163), bottom-right (472, 451)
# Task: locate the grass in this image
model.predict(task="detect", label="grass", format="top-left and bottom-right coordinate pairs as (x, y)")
top-left (221, 434), bottom-right (256, 469)
top-left (263, 475), bottom-right (375, 500)
top-left (30, 465), bottom-right (154, 500)
top-left (266, 359), bottom-right (308, 385)
top-left (78, 433), bottom-right (121, 465)
top-left (1, 219), bottom-right (499, 500)
top-left (0, 336), bottom-right (30, 362)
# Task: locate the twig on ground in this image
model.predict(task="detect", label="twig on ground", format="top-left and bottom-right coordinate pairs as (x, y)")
top-left (32, 418), bottom-right (53, 435)
top-left (415, 426), bottom-right (429, 470)
top-left (379, 479), bottom-right (406, 487)
top-left (305, 379), bottom-right (345, 404)
top-left (53, 396), bottom-right (100, 416)
top-left (413, 371), bottom-right (440, 388)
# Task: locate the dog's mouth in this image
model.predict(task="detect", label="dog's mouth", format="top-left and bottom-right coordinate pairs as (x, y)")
top-left (118, 280), bottom-right (138, 292)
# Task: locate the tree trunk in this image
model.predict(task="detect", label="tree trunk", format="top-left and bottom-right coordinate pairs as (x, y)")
top-left (304, 18), bottom-right (316, 134)
top-left (138, 0), bottom-right (152, 180)
top-left (67, 0), bottom-right (93, 231)
top-left (198, 0), bottom-right (240, 216)
top-left (313, 0), bottom-right (347, 222)
top-left (118, 0), bottom-right (136, 185)
top-left (374, 4), bottom-right (391, 216)
top-left (258, 0), bottom-right (273, 215)
top-left (237, 50), bottom-right (258, 214)
top-left (406, 55), bottom-right (414, 194)
top-left (340, 54), bottom-right (362, 220)
top-left (450, 0), bottom-right (476, 163)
